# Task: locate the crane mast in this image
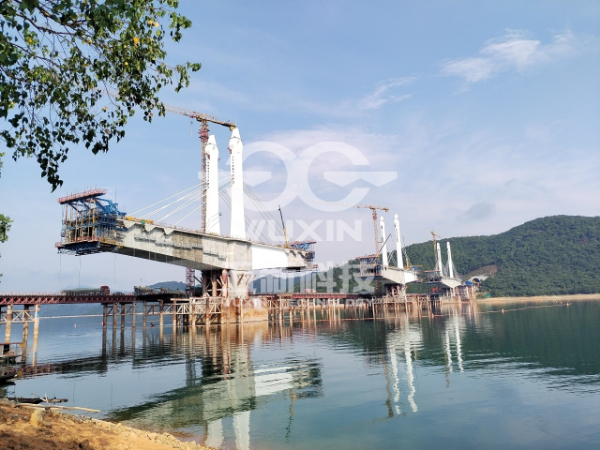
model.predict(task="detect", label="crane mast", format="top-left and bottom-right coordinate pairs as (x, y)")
top-left (354, 204), bottom-right (389, 256)
top-left (99, 89), bottom-right (235, 291)
top-left (430, 230), bottom-right (443, 271)
top-left (99, 89), bottom-right (234, 231)
top-left (154, 106), bottom-right (234, 232)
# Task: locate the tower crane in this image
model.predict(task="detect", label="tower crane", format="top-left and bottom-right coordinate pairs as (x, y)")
top-left (430, 230), bottom-right (444, 271)
top-left (304, 199), bottom-right (389, 256)
top-left (355, 204), bottom-right (389, 256)
top-left (157, 103), bottom-right (234, 234)
top-left (99, 89), bottom-right (235, 231)
top-left (100, 89), bottom-right (236, 293)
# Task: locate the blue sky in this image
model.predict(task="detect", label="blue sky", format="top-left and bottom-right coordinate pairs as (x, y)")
top-left (1, 1), bottom-right (599, 291)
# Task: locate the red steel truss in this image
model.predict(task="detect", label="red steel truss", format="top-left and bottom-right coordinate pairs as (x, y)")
top-left (0, 294), bottom-right (136, 306)
top-left (57, 188), bottom-right (107, 204)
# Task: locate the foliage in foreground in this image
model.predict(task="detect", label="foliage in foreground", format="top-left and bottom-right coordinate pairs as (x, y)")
top-left (0, 0), bottom-right (200, 189)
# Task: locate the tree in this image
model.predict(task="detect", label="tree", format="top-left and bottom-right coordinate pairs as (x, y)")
top-left (0, 151), bottom-right (9, 243)
top-left (0, 0), bottom-right (201, 190)
top-left (0, 152), bottom-right (9, 283)
top-left (0, 213), bottom-right (11, 243)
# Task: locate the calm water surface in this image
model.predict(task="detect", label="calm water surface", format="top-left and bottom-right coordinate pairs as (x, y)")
top-left (3, 300), bottom-right (600, 450)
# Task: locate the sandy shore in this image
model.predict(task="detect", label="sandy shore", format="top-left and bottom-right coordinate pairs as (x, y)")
top-left (478, 293), bottom-right (600, 304)
top-left (0, 401), bottom-right (212, 450)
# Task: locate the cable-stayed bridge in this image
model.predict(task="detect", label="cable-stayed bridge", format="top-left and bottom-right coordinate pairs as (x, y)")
top-left (55, 127), bottom-right (315, 302)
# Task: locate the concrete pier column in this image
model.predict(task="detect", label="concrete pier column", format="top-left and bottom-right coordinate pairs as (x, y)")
top-left (143, 302), bottom-right (147, 329)
top-left (132, 302), bottom-right (137, 328)
top-left (22, 305), bottom-right (30, 343)
top-left (102, 304), bottom-right (108, 332)
top-left (205, 297), bottom-right (211, 326)
top-left (111, 309), bottom-right (117, 357)
top-left (120, 303), bottom-right (125, 330)
top-left (159, 301), bottom-right (164, 334)
top-left (190, 300), bottom-right (196, 332)
top-left (4, 305), bottom-right (13, 342)
top-left (113, 303), bottom-right (118, 331)
top-left (32, 304), bottom-right (40, 367)
top-left (131, 318), bottom-right (136, 350)
top-left (172, 301), bottom-right (177, 330)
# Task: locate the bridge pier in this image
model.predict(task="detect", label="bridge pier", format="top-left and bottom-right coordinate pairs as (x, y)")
top-left (4, 305), bottom-right (12, 342)
top-left (159, 301), bottom-right (164, 334)
top-left (102, 304), bottom-right (108, 333)
top-left (172, 301), bottom-right (177, 330)
top-left (22, 305), bottom-right (30, 347)
top-left (120, 303), bottom-right (125, 330)
top-left (143, 301), bottom-right (147, 329)
top-left (112, 304), bottom-right (118, 332)
top-left (132, 302), bottom-right (137, 328)
top-left (32, 304), bottom-right (40, 366)
top-left (189, 300), bottom-right (196, 332)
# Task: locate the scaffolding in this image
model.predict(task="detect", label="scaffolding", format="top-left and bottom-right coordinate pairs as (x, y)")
top-left (356, 254), bottom-right (382, 278)
top-left (290, 240), bottom-right (316, 264)
top-left (56, 189), bottom-right (126, 255)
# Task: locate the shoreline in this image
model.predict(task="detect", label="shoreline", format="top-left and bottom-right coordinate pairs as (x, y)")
top-left (476, 293), bottom-right (600, 304)
top-left (0, 400), bottom-right (212, 450)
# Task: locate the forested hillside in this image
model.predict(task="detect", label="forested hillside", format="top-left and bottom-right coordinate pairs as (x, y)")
top-left (167, 216), bottom-right (600, 298)
top-left (404, 215), bottom-right (600, 297)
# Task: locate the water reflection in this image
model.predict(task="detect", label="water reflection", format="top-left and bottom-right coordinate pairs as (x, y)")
top-left (7, 300), bottom-right (600, 450)
top-left (108, 323), bottom-right (322, 450)
top-left (386, 313), bottom-right (420, 415)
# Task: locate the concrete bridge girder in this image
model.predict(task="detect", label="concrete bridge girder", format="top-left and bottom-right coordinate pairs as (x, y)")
top-left (118, 220), bottom-right (309, 272)
top-left (379, 267), bottom-right (420, 287)
top-left (433, 277), bottom-right (463, 289)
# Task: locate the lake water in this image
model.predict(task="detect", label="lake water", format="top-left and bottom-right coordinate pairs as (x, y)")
top-left (3, 299), bottom-right (600, 450)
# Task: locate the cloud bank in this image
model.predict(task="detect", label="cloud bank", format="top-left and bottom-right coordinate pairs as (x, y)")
top-left (441, 30), bottom-right (581, 85)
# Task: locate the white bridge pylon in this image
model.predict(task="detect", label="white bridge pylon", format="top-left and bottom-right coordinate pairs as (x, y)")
top-left (357, 214), bottom-right (419, 292)
top-left (205, 127), bottom-right (246, 238)
top-left (205, 135), bottom-right (220, 235)
top-left (379, 214), bottom-right (419, 288)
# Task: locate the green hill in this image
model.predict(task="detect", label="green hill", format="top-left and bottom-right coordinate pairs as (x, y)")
top-left (148, 281), bottom-right (187, 291)
top-left (155, 216), bottom-right (600, 298)
top-left (403, 215), bottom-right (600, 297)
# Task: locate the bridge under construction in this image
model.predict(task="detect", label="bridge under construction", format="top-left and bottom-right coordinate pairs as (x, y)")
top-left (55, 126), bottom-right (316, 303)
top-left (0, 102), bottom-right (475, 353)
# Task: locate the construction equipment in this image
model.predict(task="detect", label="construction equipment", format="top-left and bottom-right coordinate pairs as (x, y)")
top-left (278, 205), bottom-right (290, 248)
top-left (99, 89), bottom-right (235, 232)
top-left (99, 89), bottom-right (236, 286)
top-left (162, 103), bottom-right (235, 130)
top-left (355, 204), bottom-right (389, 256)
top-left (430, 230), bottom-right (444, 271)
top-left (160, 103), bottom-right (234, 234)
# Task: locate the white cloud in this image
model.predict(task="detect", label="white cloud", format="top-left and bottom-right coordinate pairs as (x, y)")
top-left (441, 30), bottom-right (580, 86)
top-left (357, 77), bottom-right (416, 110)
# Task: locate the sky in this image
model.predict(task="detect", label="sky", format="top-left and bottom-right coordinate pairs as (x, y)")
top-left (1, 0), bottom-right (599, 291)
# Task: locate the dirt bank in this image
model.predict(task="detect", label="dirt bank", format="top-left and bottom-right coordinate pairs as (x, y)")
top-left (0, 401), bottom-right (212, 450)
top-left (478, 293), bottom-right (600, 304)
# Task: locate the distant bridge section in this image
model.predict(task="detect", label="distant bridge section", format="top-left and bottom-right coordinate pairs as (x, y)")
top-left (0, 293), bottom-right (136, 306)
